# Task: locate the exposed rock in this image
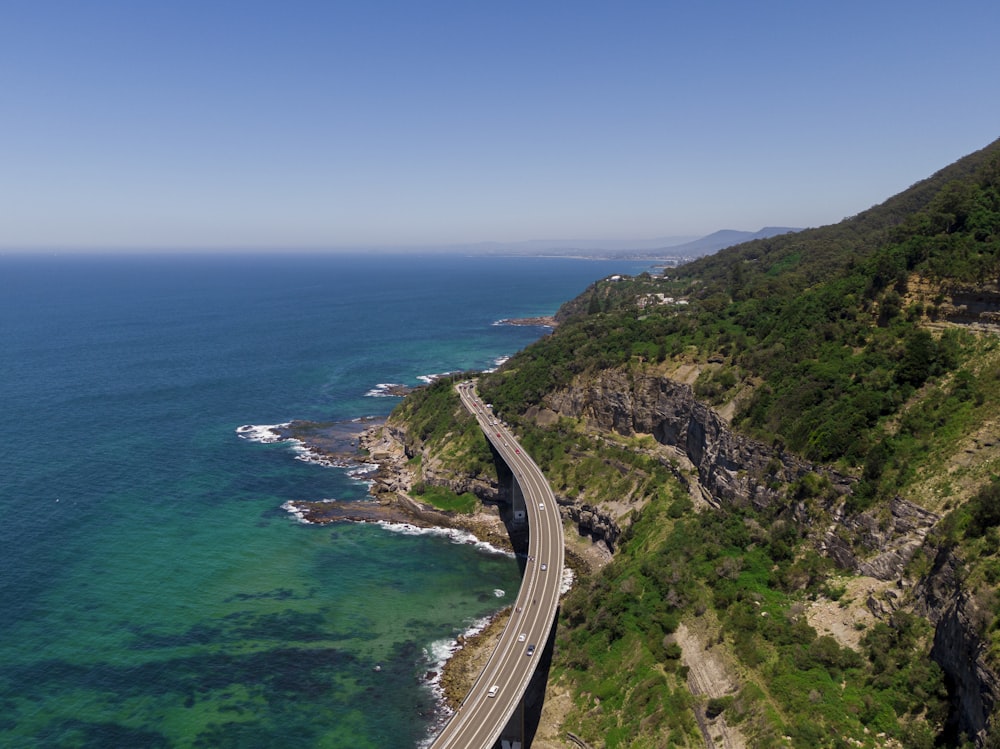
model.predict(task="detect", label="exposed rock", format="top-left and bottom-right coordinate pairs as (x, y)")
top-left (915, 549), bottom-right (1000, 745)
top-left (562, 502), bottom-right (620, 553)
top-left (540, 368), bottom-right (937, 580)
top-left (823, 497), bottom-right (939, 581)
top-left (362, 419), bottom-right (502, 503)
top-left (543, 370), bottom-right (827, 510)
top-left (494, 316), bottom-right (558, 328)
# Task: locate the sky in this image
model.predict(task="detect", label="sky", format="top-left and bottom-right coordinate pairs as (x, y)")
top-left (2, 0), bottom-right (999, 251)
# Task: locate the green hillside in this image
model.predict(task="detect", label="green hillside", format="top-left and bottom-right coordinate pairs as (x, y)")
top-left (398, 137), bottom-right (1000, 747)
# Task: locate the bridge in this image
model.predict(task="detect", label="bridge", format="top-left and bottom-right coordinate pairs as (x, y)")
top-left (429, 380), bottom-right (565, 749)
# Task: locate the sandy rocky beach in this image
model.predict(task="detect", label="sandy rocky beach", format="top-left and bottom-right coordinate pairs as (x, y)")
top-left (278, 411), bottom-right (606, 722)
top-left (281, 416), bottom-right (528, 707)
top-left (277, 407), bottom-right (759, 749)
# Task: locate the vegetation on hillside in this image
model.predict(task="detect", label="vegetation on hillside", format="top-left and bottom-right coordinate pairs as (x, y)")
top-left (482, 139), bottom-right (1000, 493)
top-left (390, 375), bottom-right (496, 511)
top-left (557, 484), bottom-right (948, 748)
top-left (397, 138), bottom-right (1000, 746)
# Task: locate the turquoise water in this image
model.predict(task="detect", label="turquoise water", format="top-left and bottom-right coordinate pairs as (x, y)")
top-left (0, 252), bottom-right (653, 748)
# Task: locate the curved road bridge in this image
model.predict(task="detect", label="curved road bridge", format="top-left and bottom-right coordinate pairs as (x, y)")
top-left (429, 381), bottom-right (565, 749)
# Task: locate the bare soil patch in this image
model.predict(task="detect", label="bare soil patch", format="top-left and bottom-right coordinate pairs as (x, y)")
top-left (804, 575), bottom-right (892, 650)
top-left (674, 621), bottom-right (747, 749)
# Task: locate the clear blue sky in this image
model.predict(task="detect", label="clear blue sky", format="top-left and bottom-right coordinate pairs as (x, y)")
top-left (3, 1), bottom-right (999, 251)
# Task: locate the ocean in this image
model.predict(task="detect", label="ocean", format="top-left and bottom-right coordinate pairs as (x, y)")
top-left (0, 252), bottom-right (654, 748)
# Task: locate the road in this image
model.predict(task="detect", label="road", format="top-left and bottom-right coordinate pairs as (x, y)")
top-left (429, 380), bottom-right (565, 749)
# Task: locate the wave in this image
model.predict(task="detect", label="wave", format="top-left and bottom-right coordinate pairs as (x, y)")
top-left (416, 371), bottom-right (457, 385)
top-left (418, 612), bottom-right (497, 747)
top-left (374, 521), bottom-right (515, 558)
top-left (235, 422), bottom-right (291, 443)
top-left (483, 355), bottom-right (509, 373)
top-left (364, 382), bottom-right (405, 397)
top-left (280, 500), bottom-right (311, 524)
top-left (237, 422), bottom-right (378, 479)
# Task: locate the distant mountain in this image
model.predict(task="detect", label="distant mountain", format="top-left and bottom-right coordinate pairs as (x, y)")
top-left (435, 228), bottom-right (800, 257)
top-left (459, 235), bottom-right (699, 254)
top-left (392, 136), bottom-right (1000, 746)
top-left (654, 226), bottom-right (801, 257)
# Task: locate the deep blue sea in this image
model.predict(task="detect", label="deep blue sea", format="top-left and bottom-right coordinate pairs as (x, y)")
top-left (0, 252), bottom-right (653, 748)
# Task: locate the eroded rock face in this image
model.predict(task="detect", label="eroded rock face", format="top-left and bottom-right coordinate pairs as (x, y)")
top-left (543, 367), bottom-right (1000, 744)
top-left (564, 502), bottom-right (620, 553)
top-left (823, 497), bottom-right (940, 580)
top-left (542, 369), bottom-right (941, 577)
top-left (916, 550), bottom-right (1000, 745)
top-left (545, 370), bottom-right (820, 506)
top-left (362, 420), bottom-right (502, 503)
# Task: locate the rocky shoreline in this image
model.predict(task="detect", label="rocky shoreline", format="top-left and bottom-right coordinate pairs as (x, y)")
top-left (278, 411), bottom-right (610, 732)
top-left (495, 315), bottom-right (557, 328)
top-left (280, 417), bottom-right (524, 704)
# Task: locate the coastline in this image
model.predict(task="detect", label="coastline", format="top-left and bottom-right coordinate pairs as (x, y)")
top-left (241, 412), bottom-right (609, 737)
top-left (242, 417), bottom-right (521, 708)
top-left (493, 315), bottom-right (557, 328)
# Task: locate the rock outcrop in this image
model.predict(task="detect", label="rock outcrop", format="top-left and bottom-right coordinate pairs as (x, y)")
top-left (538, 366), bottom-right (1000, 744)
top-left (915, 549), bottom-right (1000, 744)
top-left (540, 369), bottom-right (942, 569)
top-left (362, 419), bottom-right (503, 503)
top-left (563, 502), bottom-right (621, 554)
top-left (542, 369), bottom-right (826, 510)
top-left (822, 496), bottom-right (940, 580)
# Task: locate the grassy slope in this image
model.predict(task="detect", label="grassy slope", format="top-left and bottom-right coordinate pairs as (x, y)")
top-left (403, 138), bottom-right (1000, 747)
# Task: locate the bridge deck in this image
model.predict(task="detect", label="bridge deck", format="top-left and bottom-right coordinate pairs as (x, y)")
top-left (428, 381), bottom-right (564, 749)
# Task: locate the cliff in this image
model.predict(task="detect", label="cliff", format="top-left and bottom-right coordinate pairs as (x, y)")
top-left (535, 367), bottom-right (938, 579)
top-left (528, 365), bottom-right (1000, 741)
top-left (916, 549), bottom-right (1000, 743)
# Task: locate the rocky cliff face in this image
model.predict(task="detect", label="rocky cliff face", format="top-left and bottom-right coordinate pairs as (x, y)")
top-left (542, 369), bottom-right (821, 509)
top-left (540, 369), bottom-right (942, 577)
top-left (821, 496), bottom-right (940, 581)
top-left (915, 550), bottom-right (1000, 744)
top-left (563, 501), bottom-right (621, 554)
top-left (537, 366), bottom-right (998, 744)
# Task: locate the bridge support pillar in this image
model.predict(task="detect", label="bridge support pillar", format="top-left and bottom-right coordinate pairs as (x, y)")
top-left (494, 697), bottom-right (525, 749)
top-left (510, 474), bottom-right (527, 525)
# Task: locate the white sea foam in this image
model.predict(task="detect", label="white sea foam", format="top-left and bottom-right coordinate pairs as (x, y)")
top-left (280, 500), bottom-right (310, 524)
top-left (290, 441), bottom-right (350, 469)
top-left (484, 354), bottom-right (510, 373)
top-left (346, 462), bottom-right (379, 480)
top-left (374, 521), bottom-right (514, 557)
top-left (235, 422), bottom-right (291, 443)
top-left (238, 422), bottom-right (376, 489)
top-left (419, 611), bottom-right (495, 722)
top-left (364, 383), bottom-right (404, 397)
top-left (416, 371), bottom-right (456, 385)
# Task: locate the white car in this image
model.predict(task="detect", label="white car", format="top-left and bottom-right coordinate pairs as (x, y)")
top-left (539, 502), bottom-right (544, 510)
top-left (487, 685), bottom-right (499, 698)
top-left (517, 633), bottom-right (526, 642)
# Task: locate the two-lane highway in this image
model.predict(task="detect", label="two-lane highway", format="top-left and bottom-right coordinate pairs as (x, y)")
top-left (429, 381), bottom-right (565, 749)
